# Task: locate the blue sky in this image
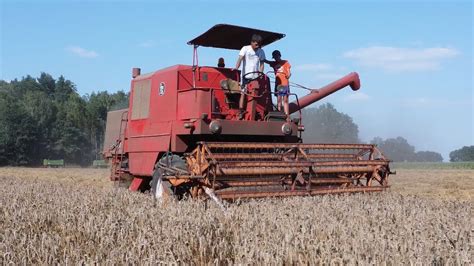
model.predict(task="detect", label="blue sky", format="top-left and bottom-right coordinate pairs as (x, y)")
top-left (1, 0), bottom-right (472, 160)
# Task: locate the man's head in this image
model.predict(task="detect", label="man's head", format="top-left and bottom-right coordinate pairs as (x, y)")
top-left (272, 50), bottom-right (282, 61)
top-left (250, 34), bottom-right (263, 50)
top-left (218, 57), bottom-right (225, 67)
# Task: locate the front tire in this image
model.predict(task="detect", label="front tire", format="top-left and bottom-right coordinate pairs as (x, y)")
top-left (150, 168), bottom-right (174, 200)
top-left (150, 155), bottom-right (188, 200)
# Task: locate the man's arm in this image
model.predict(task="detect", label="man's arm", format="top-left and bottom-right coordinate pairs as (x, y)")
top-left (234, 46), bottom-right (247, 70)
top-left (235, 55), bottom-right (244, 70)
top-left (259, 50), bottom-right (266, 72)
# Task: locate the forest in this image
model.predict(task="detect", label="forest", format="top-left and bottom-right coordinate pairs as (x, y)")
top-left (0, 73), bottom-right (128, 165)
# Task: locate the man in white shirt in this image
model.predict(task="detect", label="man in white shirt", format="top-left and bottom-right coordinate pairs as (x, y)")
top-left (234, 34), bottom-right (266, 119)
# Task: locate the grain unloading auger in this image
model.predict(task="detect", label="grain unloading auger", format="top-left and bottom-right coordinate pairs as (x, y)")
top-left (102, 24), bottom-right (393, 201)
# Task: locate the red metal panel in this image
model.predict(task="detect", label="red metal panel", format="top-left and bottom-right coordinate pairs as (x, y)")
top-left (148, 68), bottom-right (179, 123)
top-left (126, 66), bottom-right (179, 138)
top-left (177, 67), bottom-right (246, 121)
top-left (171, 119), bottom-right (298, 138)
top-left (127, 65), bottom-right (181, 134)
top-left (125, 66), bottom-right (183, 177)
top-left (195, 119), bottom-right (297, 136)
top-left (177, 89), bottom-right (211, 120)
top-left (129, 152), bottom-right (159, 176)
top-left (127, 122), bottom-right (170, 176)
top-left (129, 177), bottom-right (145, 191)
top-left (127, 134), bottom-right (171, 152)
top-left (178, 67), bottom-right (237, 91)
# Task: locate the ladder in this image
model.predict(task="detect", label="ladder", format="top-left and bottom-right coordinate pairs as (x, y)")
top-left (110, 111), bottom-right (128, 181)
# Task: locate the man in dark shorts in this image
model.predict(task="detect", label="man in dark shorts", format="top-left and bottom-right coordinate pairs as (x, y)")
top-left (234, 34), bottom-right (266, 119)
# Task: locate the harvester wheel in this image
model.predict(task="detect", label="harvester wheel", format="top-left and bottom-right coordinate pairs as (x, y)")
top-left (150, 168), bottom-right (174, 200)
top-left (150, 155), bottom-right (190, 200)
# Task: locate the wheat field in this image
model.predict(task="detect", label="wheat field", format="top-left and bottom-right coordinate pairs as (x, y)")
top-left (0, 167), bottom-right (472, 264)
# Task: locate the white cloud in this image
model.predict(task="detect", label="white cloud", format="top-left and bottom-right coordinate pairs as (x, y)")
top-left (344, 91), bottom-right (371, 102)
top-left (138, 40), bottom-right (155, 48)
top-left (343, 46), bottom-right (459, 72)
top-left (66, 46), bottom-right (99, 58)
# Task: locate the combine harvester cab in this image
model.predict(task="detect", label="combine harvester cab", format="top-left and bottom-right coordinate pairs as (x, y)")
top-left (103, 24), bottom-right (393, 200)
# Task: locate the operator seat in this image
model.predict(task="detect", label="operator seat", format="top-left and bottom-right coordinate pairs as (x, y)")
top-left (220, 78), bottom-right (241, 109)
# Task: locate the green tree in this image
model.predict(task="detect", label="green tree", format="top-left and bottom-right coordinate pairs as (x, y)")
top-left (371, 137), bottom-right (443, 162)
top-left (37, 72), bottom-right (56, 95)
top-left (84, 91), bottom-right (129, 159)
top-left (370, 137), bottom-right (416, 162)
top-left (54, 75), bottom-right (76, 102)
top-left (302, 103), bottom-right (359, 143)
top-left (2, 72), bottom-right (128, 166)
top-left (19, 89), bottom-right (57, 164)
top-left (0, 90), bottom-right (38, 165)
top-left (449, 146), bottom-right (474, 162)
top-left (52, 93), bottom-right (91, 165)
top-left (413, 151), bottom-right (443, 162)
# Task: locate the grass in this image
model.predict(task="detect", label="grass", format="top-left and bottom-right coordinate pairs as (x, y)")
top-left (0, 167), bottom-right (472, 264)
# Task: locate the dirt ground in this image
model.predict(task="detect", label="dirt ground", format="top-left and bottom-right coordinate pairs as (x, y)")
top-left (0, 166), bottom-right (472, 201)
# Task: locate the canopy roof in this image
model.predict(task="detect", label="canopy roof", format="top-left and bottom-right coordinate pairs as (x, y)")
top-left (187, 24), bottom-right (285, 50)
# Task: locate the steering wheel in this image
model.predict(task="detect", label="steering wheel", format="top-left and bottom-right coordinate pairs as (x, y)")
top-left (243, 71), bottom-right (265, 82)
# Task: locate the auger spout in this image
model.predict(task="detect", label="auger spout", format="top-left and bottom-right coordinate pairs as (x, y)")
top-left (289, 72), bottom-right (361, 114)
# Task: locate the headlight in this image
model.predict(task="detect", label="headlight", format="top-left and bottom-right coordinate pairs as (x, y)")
top-left (281, 123), bottom-right (292, 135)
top-left (209, 120), bottom-right (222, 134)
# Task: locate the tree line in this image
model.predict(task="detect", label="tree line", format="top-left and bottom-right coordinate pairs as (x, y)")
top-left (449, 146), bottom-right (474, 162)
top-left (0, 73), bottom-right (128, 166)
top-left (302, 104), bottom-right (473, 162)
top-left (370, 136), bottom-right (444, 162)
top-left (1, 73), bottom-right (471, 166)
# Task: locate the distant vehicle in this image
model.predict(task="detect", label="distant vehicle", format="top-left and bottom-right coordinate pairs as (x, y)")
top-left (43, 159), bottom-right (65, 168)
top-left (92, 160), bottom-right (108, 168)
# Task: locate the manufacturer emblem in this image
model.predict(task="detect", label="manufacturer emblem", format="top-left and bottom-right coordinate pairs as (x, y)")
top-left (159, 82), bottom-right (165, 96)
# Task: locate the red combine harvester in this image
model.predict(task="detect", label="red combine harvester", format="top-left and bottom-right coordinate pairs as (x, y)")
top-left (103, 24), bottom-right (392, 200)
